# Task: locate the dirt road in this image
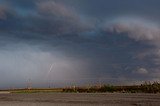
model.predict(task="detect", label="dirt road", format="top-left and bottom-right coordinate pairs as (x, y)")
top-left (0, 93), bottom-right (160, 106)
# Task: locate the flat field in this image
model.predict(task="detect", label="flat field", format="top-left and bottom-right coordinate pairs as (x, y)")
top-left (0, 93), bottom-right (160, 106)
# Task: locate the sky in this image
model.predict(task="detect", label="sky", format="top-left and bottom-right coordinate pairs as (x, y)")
top-left (0, 0), bottom-right (160, 88)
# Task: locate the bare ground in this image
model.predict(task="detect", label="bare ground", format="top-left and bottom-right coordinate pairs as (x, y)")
top-left (0, 93), bottom-right (160, 106)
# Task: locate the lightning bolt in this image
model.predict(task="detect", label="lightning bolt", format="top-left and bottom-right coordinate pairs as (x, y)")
top-left (48, 63), bottom-right (54, 74)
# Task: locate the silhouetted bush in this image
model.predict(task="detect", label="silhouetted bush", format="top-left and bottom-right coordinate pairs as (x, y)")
top-left (140, 82), bottom-right (160, 93)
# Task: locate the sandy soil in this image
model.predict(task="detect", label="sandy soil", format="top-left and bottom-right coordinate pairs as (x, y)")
top-left (0, 93), bottom-right (160, 106)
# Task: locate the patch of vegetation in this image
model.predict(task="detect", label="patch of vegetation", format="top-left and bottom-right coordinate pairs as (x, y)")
top-left (63, 82), bottom-right (160, 93)
top-left (7, 88), bottom-right (63, 93)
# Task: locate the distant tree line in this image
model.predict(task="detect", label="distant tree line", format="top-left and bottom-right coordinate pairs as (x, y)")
top-left (63, 82), bottom-right (160, 93)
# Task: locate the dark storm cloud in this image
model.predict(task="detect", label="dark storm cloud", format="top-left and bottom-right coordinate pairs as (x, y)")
top-left (35, 1), bottom-right (93, 35)
top-left (0, 0), bottom-right (94, 42)
top-left (0, 0), bottom-right (97, 88)
top-left (0, 0), bottom-right (160, 88)
top-left (103, 16), bottom-right (160, 83)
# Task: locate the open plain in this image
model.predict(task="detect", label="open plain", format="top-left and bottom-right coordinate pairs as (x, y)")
top-left (0, 93), bottom-right (160, 106)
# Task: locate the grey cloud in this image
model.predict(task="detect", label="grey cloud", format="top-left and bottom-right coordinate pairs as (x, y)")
top-left (0, 0), bottom-right (94, 42)
top-left (103, 17), bottom-right (160, 81)
top-left (133, 68), bottom-right (148, 75)
top-left (35, 1), bottom-right (94, 35)
top-left (104, 17), bottom-right (160, 46)
top-left (1, 0), bottom-right (160, 87)
top-left (104, 17), bottom-right (160, 60)
top-left (37, 1), bottom-right (78, 20)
